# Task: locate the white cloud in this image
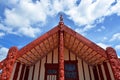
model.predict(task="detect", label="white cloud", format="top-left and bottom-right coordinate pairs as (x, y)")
top-left (0, 0), bottom-right (120, 37)
top-left (75, 24), bottom-right (95, 34)
top-left (97, 26), bottom-right (105, 32)
top-left (96, 42), bottom-right (110, 49)
top-left (106, 0), bottom-right (120, 16)
top-left (118, 55), bottom-right (120, 58)
top-left (115, 45), bottom-right (120, 50)
top-left (110, 33), bottom-right (120, 41)
top-left (65, 0), bottom-right (115, 25)
top-left (0, 46), bottom-right (9, 61)
top-left (0, 32), bottom-right (5, 37)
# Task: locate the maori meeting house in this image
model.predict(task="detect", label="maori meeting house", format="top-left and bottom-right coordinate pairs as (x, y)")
top-left (0, 16), bottom-right (120, 80)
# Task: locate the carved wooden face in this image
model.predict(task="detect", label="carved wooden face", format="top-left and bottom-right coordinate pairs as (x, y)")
top-left (107, 48), bottom-right (117, 59)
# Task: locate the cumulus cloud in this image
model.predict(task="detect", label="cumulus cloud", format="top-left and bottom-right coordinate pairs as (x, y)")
top-left (96, 42), bottom-right (110, 49)
top-left (0, 32), bottom-right (5, 37)
top-left (0, 46), bottom-right (8, 61)
top-left (97, 26), bottom-right (105, 32)
top-left (118, 55), bottom-right (120, 58)
top-left (115, 45), bottom-right (120, 50)
top-left (0, 0), bottom-right (120, 37)
top-left (110, 33), bottom-right (120, 41)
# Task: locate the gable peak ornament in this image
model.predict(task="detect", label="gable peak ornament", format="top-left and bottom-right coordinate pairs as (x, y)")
top-left (59, 15), bottom-right (64, 26)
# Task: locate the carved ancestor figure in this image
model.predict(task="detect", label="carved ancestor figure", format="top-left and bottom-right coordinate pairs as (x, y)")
top-left (0, 46), bottom-right (18, 80)
top-left (106, 47), bottom-right (120, 80)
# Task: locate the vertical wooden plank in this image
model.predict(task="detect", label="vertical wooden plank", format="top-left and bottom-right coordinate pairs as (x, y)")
top-left (88, 65), bottom-right (92, 80)
top-left (13, 62), bottom-right (21, 80)
top-left (40, 57), bottom-right (46, 80)
top-left (103, 62), bottom-right (111, 80)
top-left (64, 48), bottom-right (69, 60)
top-left (23, 66), bottom-right (29, 80)
top-left (83, 61), bottom-right (90, 80)
top-left (19, 64), bottom-right (25, 80)
top-left (52, 51), bottom-right (54, 63)
top-left (82, 60), bottom-right (85, 80)
top-left (107, 62), bottom-right (115, 80)
top-left (34, 61), bottom-right (40, 80)
top-left (93, 66), bottom-right (99, 80)
top-left (38, 60), bottom-right (41, 80)
top-left (17, 64), bottom-right (23, 80)
top-left (78, 58), bottom-right (84, 80)
top-left (58, 30), bottom-right (64, 80)
top-left (47, 52), bottom-right (52, 63)
top-left (70, 52), bottom-right (76, 60)
top-left (101, 64), bottom-right (107, 80)
top-left (32, 65), bottom-right (35, 80)
top-left (28, 66), bottom-right (33, 80)
top-left (10, 62), bottom-right (17, 80)
top-left (89, 66), bottom-right (95, 80)
top-left (53, 48), bottom-right (58, 63)
top-left (98, 64), bottom-right (104, 80)
top-left (96, 65), bottom-right (101, 80)
top-left (22, 66), bottom-right (26, 80)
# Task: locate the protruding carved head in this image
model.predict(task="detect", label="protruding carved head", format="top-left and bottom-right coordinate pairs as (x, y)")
top-left (106, 47), bottom-right (118, 59)
top-left (8, 46), bottom-right (18, 53)
top-left (7, 46), bottom-right (18, 59)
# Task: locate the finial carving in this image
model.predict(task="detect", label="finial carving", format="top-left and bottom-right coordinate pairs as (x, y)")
top-left (60, 15), bottom-right (63, 22)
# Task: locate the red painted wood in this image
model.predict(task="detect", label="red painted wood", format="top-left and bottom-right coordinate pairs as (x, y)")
top-left (19, 64), bottom-right (25, 80)
top-left (106, 47), bottom-right (120, 80)
top-left (32, 65), bottom-right (35, 80)
top-left (97, 64), bottom-right (104, 80)
top-left (69, 50), bottom-right (71, 60)
top-left (38, 60), bottom-right (41, 80)
top-left (88, 65), bottom-right (92, 80)
top-left (58, 23), bottom-right (64, 80)
top-left (81, 60), bottom-right (86, 80)
top-left (13, 62), bottom-right (21, 80)
top-left (52, 51), bottom-right (54, 63)
top-left (93, 66), bottom-right (99, 80)
top-left (45, 63), bottom-right (58, 80)
top-left (24, 66), bottom-right (29, 80)
top-left (103, 62), bottom-right (111, 80)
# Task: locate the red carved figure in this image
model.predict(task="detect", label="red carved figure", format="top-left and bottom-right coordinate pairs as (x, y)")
top-left (106, 47), bottom-right (120, 80)
top-left (0, 46), bottom-right (18, 80)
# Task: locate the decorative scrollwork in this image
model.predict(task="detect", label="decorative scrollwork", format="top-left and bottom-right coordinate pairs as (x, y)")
top-left (106, 47), bottom-right (120, 80)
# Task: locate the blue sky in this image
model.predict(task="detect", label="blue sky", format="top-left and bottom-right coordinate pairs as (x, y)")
top-left (0, 0), bottom-right (120, 61)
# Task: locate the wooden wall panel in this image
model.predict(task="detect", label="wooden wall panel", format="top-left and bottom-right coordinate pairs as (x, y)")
top-left (103, 62), bottom-right (111, 80)
top-left (97, 65), bottom-right (104, 80)
top-left (10, 62), bottom-right (17, 80)
top-left (101, 64), bottom-right (107, 80)
top-left (19, 64), bottom-right (25, 80)
top-left (28, 66), bottom-right (33, 80)
top-left (13, 62), bottom-right (21, 80)
top-left (24, 66), bottom-right (29, 80)
top-left (40, 57), bottom-right (45, 80)
top-left (70, 52), bottom-right (76, 60)
top-left (33, 61), bottom-right (40, 80)
top-left (96, 66), bottom-right (101, 80)
top-left (17, 64), bottom-right (22, 80)
top-left (93, 66), bottom-right (99, 80)
top-left (89, 66), bottom-right (95, 80)
top-left (38, 60), bottom-right (41, 80)
top-left (26, 48), bottom-right (115, 80)
top-left (32, 65), bottom-right (35, 80)
top-left (77, 58), bottom-right (84, 80)
top-left (107, 62), bottom-right (115, 80)
top-left (53, 48), bottom-right (58, 63)
top-left (47, 52), bottom-right (52, 63)
top-left (64, 48), bottom-right (69, 60)
top-left (83, 61), bottom-right (90, 80)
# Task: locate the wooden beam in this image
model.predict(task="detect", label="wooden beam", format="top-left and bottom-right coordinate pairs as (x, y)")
top-left (58, 23), bottom-right (64, 80)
